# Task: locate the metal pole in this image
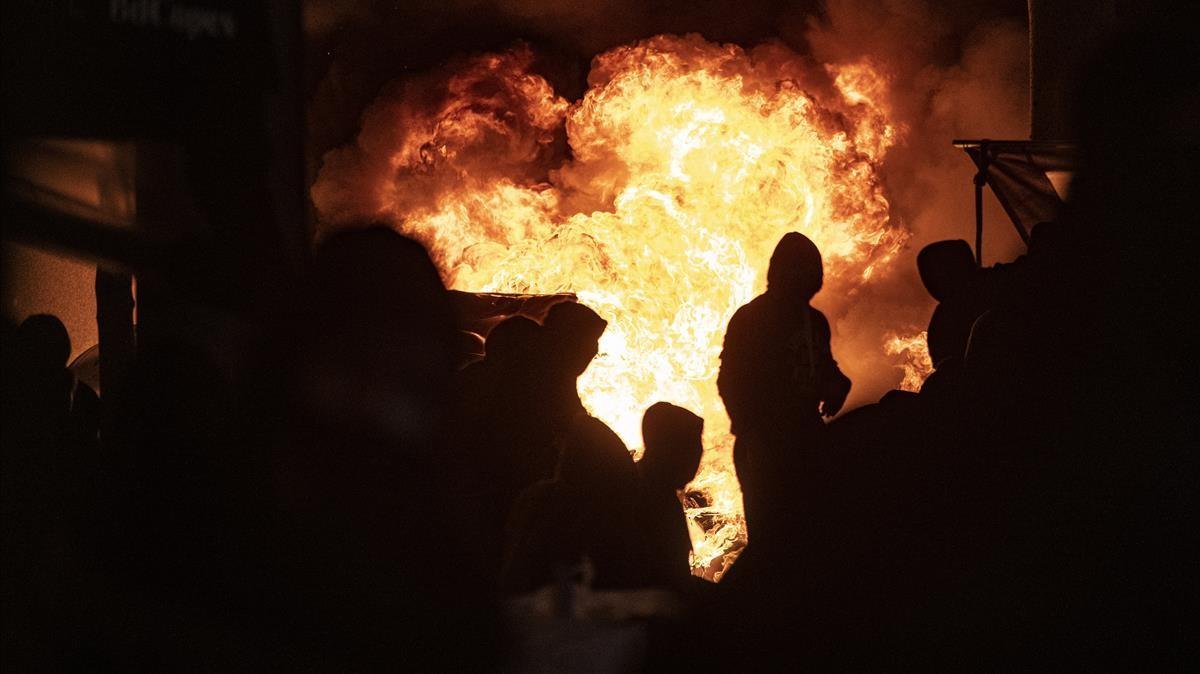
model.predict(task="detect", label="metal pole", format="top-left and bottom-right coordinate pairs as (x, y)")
top-left (974, 173), bottom-right (984, 267)
top-left (973, 142), bottom-right (990, 267)
top-left (95, 269), bottom-right (135, 449)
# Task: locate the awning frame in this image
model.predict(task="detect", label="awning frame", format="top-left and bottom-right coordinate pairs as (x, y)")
top-left (953, 139), bottom-right (1076, 265)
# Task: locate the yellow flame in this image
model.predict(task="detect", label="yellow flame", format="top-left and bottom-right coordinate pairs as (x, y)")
top-left (884, 330), bottom-right (933, 392)
top-left (315, 35), bottom-right (906, 579)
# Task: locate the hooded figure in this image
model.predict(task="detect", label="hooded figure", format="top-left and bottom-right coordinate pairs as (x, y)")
top-left (500, 303), bottom-right (651, 593)
top-left (639, 402), bottom-right (704, 589)
top-left (445, 315), bottom-right (557, 575)
top-left (717, 233), bottom-right (850, 558)
top-left (718, 233), bottom-right (850, 437)
top-left (917, 239), bottom-right (988, 368)
top-left (540, 301), bottom-right (608, 419)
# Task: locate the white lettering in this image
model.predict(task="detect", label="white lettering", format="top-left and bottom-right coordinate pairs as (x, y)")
top-left (110, 1), bottom-right (237, 41)
top-left (110, 0), bottom-right (162, 26)
top-left (168, 4), bottom-right (238, 41)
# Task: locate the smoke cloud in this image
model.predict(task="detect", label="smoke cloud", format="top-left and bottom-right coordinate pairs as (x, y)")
top-left (793, 0), bottom-right (1029, 404)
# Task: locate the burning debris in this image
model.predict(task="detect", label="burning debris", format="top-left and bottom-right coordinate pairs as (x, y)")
top-left (313, 33), bottom-right (908, 577)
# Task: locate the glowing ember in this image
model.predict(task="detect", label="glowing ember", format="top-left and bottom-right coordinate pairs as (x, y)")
top-left (885, 331), bottom-right (933, 393)
top-left (313, 34), bottom-right (906, 580)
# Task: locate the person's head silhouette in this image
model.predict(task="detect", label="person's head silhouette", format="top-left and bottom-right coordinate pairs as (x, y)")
top-left (767, 232), bottom-right (823, 302)
top-left (640, 402), bottom-right (704, 490)
top-left (17, 314), bottom-right (71, 370)
top-left (301, 226), bottom-right (456, 441)
top-left (543, 302), bottom-right (607, 377)
top-left (917, 239), bottom-right (976, 303)
top-left (484, 316), bottom-right (541, 366)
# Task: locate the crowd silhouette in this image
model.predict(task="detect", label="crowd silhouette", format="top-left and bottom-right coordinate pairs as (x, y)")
top-left (2, 19), bottom-right (1195, 671)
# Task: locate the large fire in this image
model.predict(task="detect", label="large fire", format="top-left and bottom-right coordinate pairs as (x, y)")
top-left (313, 34), bottom-right (907, 580)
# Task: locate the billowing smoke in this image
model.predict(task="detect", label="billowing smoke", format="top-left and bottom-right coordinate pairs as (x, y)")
top-left (788, 0), bottom-right (1029, 403)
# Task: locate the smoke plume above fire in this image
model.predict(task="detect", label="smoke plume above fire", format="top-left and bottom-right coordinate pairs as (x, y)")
top-left (309, 1), bottom-right (1028, 578)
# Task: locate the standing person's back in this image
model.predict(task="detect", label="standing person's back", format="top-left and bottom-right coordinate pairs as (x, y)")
top-left (918, 239), bottom-right (988, 369)
top-left (255, 227), bottom-right (500, 670)
top-left (719, 234), bottom-right (849, 437)
top-left (638, 402), bottom-right (704, 591)
top-left (501, 302), bottom-right (652, 593)
top-left (717, 232), bottom-right (849, 559)
top-left (446, 315), bottom-right (555, 573)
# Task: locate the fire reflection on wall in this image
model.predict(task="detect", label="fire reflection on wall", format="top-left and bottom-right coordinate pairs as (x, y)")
top-left (2, 139), bottom-right (136, 363)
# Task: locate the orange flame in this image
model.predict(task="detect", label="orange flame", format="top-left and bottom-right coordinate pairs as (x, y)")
top-left (314, 35), bottom-right (907, 580)
top-left (884, 330), bottom-right (933, 393)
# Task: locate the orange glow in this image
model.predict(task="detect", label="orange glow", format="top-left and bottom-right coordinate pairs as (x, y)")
top-left (314, 35), bottom-right (907, 580)
top-left (885, 331), bottom-right (933, 393)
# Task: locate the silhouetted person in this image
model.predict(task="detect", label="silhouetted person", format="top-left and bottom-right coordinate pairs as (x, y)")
top-left (447, 315), bottom-right (558, 577)
top-left (501, 410), bottom-right (648, 594)
top-left (540, 301), bottom-right (607, 424)
top-left (720, 233), bottom-right (850, 436)
top-left (501, 301), bottom-right (650, 593)
top-left (939, 19), bottom-right (1199, 668)
top-left (7, 314), bottom-right (75, 432)
top-left (2, 315), bottom-right (103, 670)
top-left (541, 301), bottom-right (640, 518)
top-left (1024, 221), bottom-right (1068, 278)
top-left (252, 227), bottom-right (500, 670)
top-left (718, 232), bottom-right (849, 557)
top-left (481, 317), bottom-right (561, 493)
top-left (456, 315), bottom-right (542, 410)
top-left (918, 239), bottom-right (988, 369)
top-left (638, 402), bottom-right (703, 590)
top-left (3, 315), bottom-right (75, 668)
top-left (86, 338), bottom-right (260, 669)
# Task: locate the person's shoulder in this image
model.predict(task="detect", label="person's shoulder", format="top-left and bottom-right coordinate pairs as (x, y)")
top-left (808, 305), bottom-right (831, 328)
top-left (571, 412), bottom-right (617, 435)
top-left (569, 413), bottom-right (627, 448)
top-left (724, 303), bottom-right (751, 336)
top-left (731, 293), bottom-right (772, 322)
top-left (745, 292), bottom-right (774, 310)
